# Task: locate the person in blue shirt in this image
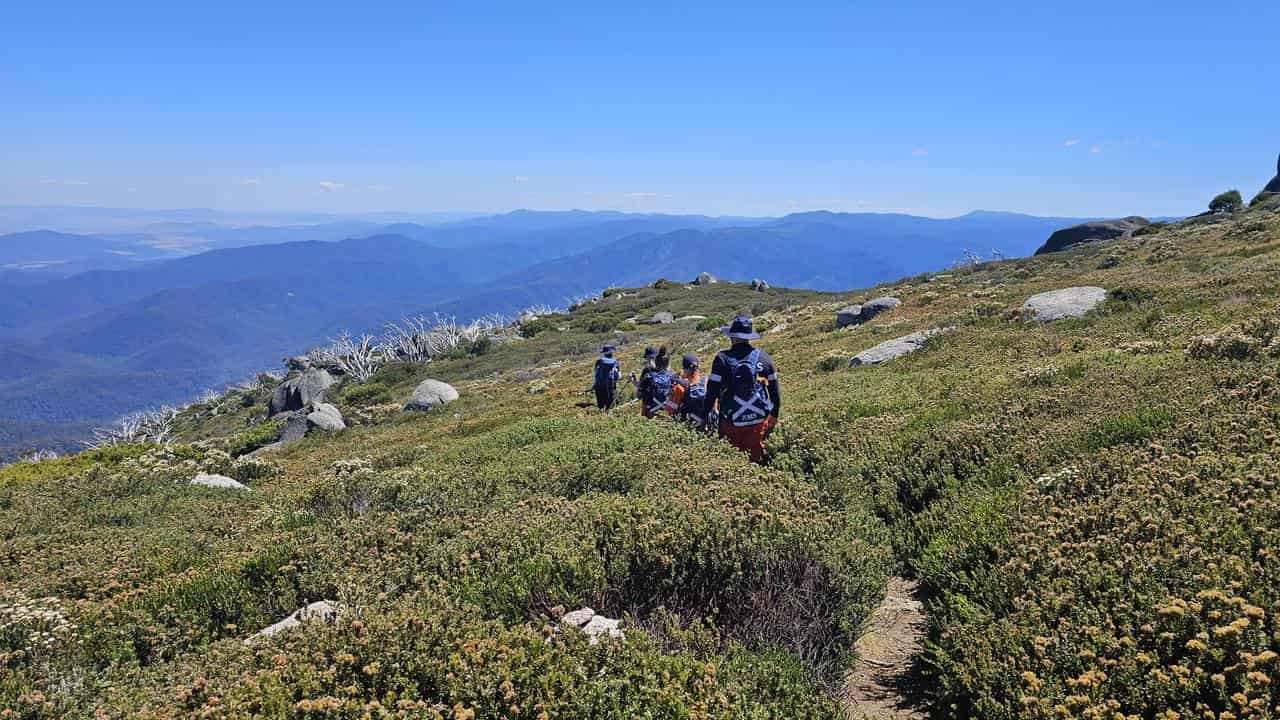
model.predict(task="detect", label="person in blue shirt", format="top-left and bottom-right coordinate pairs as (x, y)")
top-left (591, 344), bottom-right (622, 411)
top-left (704, 316), bottom-right (781, 463)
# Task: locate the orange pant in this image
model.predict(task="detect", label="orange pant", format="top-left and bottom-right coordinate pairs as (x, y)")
top-left (719, 415), bottom-right (777, 464)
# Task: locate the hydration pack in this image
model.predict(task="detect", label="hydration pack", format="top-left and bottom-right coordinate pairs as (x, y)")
top-left (724, 349), bottom-right (772, 426)
top-left (679, 377), bottom-right (708, 420)
top-left (594, 358), bottom-right (618, 390)
top-left (643, 369), bottom-right (677, 414)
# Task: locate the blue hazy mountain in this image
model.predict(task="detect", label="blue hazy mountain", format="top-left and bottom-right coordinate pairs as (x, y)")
top-left (0, 208), bottom-right (1088, 458)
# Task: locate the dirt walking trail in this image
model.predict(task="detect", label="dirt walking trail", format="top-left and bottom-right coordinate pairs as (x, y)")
top-left (842, 576), bottom-right (929, 719)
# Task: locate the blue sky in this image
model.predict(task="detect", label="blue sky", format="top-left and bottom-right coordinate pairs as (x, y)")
top-left (2, 1), bottom-right (1277, 218)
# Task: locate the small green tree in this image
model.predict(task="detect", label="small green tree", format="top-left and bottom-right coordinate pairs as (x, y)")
top-left (1209, 189), bottom-right (1243, 214)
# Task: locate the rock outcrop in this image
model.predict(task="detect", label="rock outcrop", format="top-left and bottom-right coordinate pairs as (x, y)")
top-left (1022, 287), bottom-right (1108, 322)
top-left (850, 327), bottom-right (954, 367)
top-left (405, 379), bottom-right (459, 412)
top-left (280, 402), bottom-right (347, 443)
top-left (558, 607), bottom-right (624, 644)
top-left (751, 278), bottom-right (770, 292)
top-left (649, 311), bottom-right (675, 325)
top-left (1035, 217), bottom-right (1149, 255)
top-left (269, 368), bottom-right (336, 416)
top-left (1262, 153), bottom-right (1280, 196)
top-left (837, 297), bottom-right (901, 328)
top-left (246, 601), bottom-right (344, 644)
top-left (837, 305), bottom-right (864, 328)
top-left (189, 472), bottom-right (249, 491)
top-left (693, 272), bottom-right (719, 286)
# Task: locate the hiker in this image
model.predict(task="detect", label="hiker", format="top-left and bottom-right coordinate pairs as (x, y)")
top-left (629, 347), bottom-right (660, 414)
top-left (591, 344), bottom-right (621, 411)
top-left (666, 354), bottom-right (710, 428)
top-left (705, 316), bottom-right (781, 463)
top-left (637, 347), bottom-right (678, 418)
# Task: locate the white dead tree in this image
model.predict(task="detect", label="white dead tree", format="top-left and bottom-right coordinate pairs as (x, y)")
top-left (330, 331), bottom-right (384, 382)
top-left (382, 315), bottom-right (433, 363)
top-left (85, 406), bottom-right (178, 448)
top-left (20, 449), bottom-right (59, 463)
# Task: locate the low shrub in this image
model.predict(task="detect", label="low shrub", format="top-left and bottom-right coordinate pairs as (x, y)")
top-left (519, 317), bottom-right (555, 338)
top-left (697, 315), bottom-right (727, 332)
top-left (225, 420), bottom-right (282, 457)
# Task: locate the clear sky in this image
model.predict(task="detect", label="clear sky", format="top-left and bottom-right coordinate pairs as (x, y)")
top-left (2, 1), bottom-right (1277, 219)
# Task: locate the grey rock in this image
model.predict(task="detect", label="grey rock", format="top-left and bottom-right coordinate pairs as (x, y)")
top-left (1035, 217), bottom-right (1149, 255)
top-left (190, 472), bottom-right (249, 491)
top-left (279, 413), bottom-right (310, 444)
top-left (561, 608), bottom-right (595, 627)
top-left (405, 379), bottom-right (459, 412)
top-left (750, 278), bottom-right (770, 292)
top-left (859, 297), bottom-right (901, 323)
top-left (284, 356), bottom-right (312, 372)
top-left (837, 305), bottom-right (863, 328)
top-left (693, 272), bottom-right (719, 285)
top-left (850, 327), bottom-right (954, 367)
top-left (245, 441), bottom-right (284, 458)
top-left (649, 311), bottom-right (675, 324)
top-left (1264, 152), bottom-right (1280, 195)
top-left (677, 315), bottom-right (707, 322)
top-left (269, 368), bottom-right (336, 415)
top-left (247, 601), bottom-right (344, 643)
top-left (581, 615), bottom-right (624, 644)
top-left (1022, 286), bottom-right (1108, 322)
top-left (306, 403), bottom-right (346, 433)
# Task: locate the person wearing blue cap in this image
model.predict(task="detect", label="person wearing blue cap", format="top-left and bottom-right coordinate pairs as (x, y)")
top-left (591, 344), bottom-right (622, 411)
top-left (704, 316), bottom-right (781, 463)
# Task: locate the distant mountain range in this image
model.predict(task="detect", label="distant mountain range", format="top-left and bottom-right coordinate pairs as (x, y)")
top-left (0, 207), bottom-right (1091, 459)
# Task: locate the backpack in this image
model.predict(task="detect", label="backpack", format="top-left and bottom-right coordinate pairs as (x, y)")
top-left (594, 358), bottom-right (618, 390)
top-left (642, 369), bottom-right (676, 414)
top-left (723, 349), bottom-right (772, 426)
top-left (678, 376), bottom-right (708, 420)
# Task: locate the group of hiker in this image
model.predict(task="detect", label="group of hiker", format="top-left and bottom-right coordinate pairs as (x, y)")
top-left (590, 315), bottom-right (781, 463)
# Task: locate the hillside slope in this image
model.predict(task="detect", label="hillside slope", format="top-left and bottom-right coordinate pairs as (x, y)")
top-left (3, 207), bottom-right (1279, 717)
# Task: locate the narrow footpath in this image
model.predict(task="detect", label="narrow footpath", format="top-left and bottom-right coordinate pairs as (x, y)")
top-left (842, 577), bottom-right (929, 719)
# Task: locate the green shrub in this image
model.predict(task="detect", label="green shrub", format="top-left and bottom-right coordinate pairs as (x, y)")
top-left (1133, 222), bottom-right (1167, 237)
top-left (519, 317), bottom-right (555, 338)
top-left (816, 353), bottom-right (847, 372)
top-left (336, 381), bottom-right (392, 407)
top-left (225, 420), bottom-right (282, 457)
top-left (587, 316), bottom-right (618, 334)
top-left (651, 278), bottom-right (680, 290)
top-left (1082, 407), bottom-right (1174, 450)
top-left (615, 321), bottom-right (638, 331)
top-left (697, 315), bottom-right (727, 332)
top-left (1209, 189), bottom-right (1243, 214)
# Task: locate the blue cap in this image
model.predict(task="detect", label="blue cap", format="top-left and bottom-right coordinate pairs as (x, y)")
top-left (724, 315), bottom-right (760, 340)
top-left (600, 344), bottom-right (616, 355)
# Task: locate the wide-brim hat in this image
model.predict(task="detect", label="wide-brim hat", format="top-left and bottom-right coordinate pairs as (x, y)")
top-left (682, 353), bottom-right (700, 369)
top-left (724, 315), bottom-right (760, 340)
top-left (600, 344), bottom-right (617, 355)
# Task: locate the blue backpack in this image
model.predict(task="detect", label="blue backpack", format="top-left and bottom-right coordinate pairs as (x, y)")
top-left (723, 349), bottom-right (772, 426)
top-left (594, 358), bottom-right (618, 390)
top-left (643, 369), bottom-right (677, 414)
top-left (679, 377), bottom-right (708, 420)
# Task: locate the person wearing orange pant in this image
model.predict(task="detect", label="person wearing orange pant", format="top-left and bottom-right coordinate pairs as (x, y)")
top-left (704, 316), bottom-right (781, 464)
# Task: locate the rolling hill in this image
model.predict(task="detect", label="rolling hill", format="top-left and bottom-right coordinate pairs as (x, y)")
top-left (0, 208), bottom-right (1091, 457)
top-left (3, 204), bottom-right (1277, 717)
